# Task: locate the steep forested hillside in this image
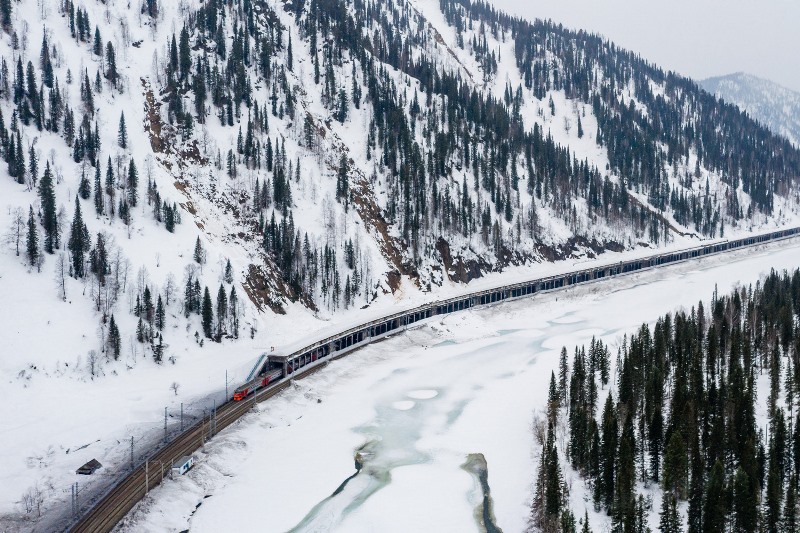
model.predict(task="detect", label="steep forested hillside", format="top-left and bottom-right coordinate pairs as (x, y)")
top-left (535, 269), bottom-right (800, 532)
top-left (3, 0), bottom-right (800, 329)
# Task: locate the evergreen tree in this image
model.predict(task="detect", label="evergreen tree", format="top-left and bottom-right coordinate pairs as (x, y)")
top-left (336, 153), bottom-right (349, 206)
top-left (119, 198), bottom-right (130, 225)
top-left (663, 431), bottom-right (688, 499)
top-left (224, 259), bottom-right (234, 283)
top-left (105, 42), bottom-right (118, 87)
top-left (559, 346), bottom-right (569, 402)
top-left (26, 206), bottom-right (39, 267)
top-left (597, 393), bottom-right (618, 509)
top-left (216, 283), bottom-right (227, 339)
top-left (659, 493), bottom-right (682, 533)
top-left (193, 236), bottom-right (205, 265)
top-left (581, 511), bottom-right (592, 533)
top-left (67, 197), bottom-right (88, 278)
top-left (93, 163), bottom-right (104, 215)
top-left (611, 416), bottom-right (637, 530)
top-left (93, 26), bottom-right (102, 56)
top-left (144, 0), bottom-right (158, 18)
top-left (78, 168), bottom-right (91, 200)
top-left (547, 371), bottom-right (559, 426)
top-left (687, 436), bottom-right (704, 533)
top-left (89, 232), bottom-right (108, 285)
top-left (183, 276), bottom-right (195, 317)
top-left (136, 316), bottom-right (145, 343)
top-left (117, 112), bottom-right (127, 148)
top-left (143, 286), bottom-right (154, 323)
top-left (702, 460), bottom-right (728, 532)
top-left (784, 479), bottom-right (798, 533)
top-left (127, 160), bottom-right (138, 206)
top-left (153, 334), bottom-right (164, 363)
top-left (105, 156), bottom-right (115, 216)
top-left (337, 88), bottom-right (348, 123)
top-left (229, 286), bottom-right (239, 339)
top-left (732, 466), bottom-right (757, 533)
top-left (0, 0), bottom-right (11, 30)
top-left (287, 34), bottom-right (293, 71)
top-left (766, 448), bottom-right (784, 533)
top-left (38, 162), bottom-right (58, 254)
top-left (155, 295), bottom-right (165, 331)
top-left (533, 422), bottom-right (565, 533)
top-left (108, 314), bottom-right (121, 360)
top-left (28, 145), bottom-right (37, 187)
top-left (179, 26), bottom-right (191, 81)
top-left (201, 286), bottom-right (213, 338)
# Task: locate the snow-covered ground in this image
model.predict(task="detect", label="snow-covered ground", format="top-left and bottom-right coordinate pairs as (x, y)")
top-left (120, 238), bottom-right (800, 532)
top-left (0, 223), bottom-right (759, 531)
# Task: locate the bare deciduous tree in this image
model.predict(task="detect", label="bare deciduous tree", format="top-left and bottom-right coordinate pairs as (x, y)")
top-left (164, 273), bottom-right (176, 306)
top-left (6, 206), bottom-right (24, 256)
top-left (54, 252), bottom-right (68, 301)
top-left (87, 350), bottom-right (101, 378)
top-left (21, 483), bottom-right (44, 517)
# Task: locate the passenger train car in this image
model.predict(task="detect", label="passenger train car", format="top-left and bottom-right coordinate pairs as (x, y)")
top-left (232, 227), bottom-right (800, 401)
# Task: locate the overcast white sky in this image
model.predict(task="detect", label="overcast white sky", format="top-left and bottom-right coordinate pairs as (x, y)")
top-left (485, 0), bottom-right (800, 92)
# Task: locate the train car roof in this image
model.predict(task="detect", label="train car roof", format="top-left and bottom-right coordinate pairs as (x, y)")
top-left (258, 229), bottom-right (785, 362)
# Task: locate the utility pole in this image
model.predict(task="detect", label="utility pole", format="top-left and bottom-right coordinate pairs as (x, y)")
top-left (164, 407), bottom-right (168, 443)
top-left (71, 483), bottom-right (77, 516)
top-left (130, 436), bottom-right (134, 470)
top-left (145, 459), bottom-right (149, 495)
top-left (180, 403), bottom-right (184, 431)
top-left (225, 369), bottom-right (228, 399)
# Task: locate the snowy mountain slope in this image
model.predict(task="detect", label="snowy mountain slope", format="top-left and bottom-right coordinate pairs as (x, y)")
top-left (701, 72), bottom-right (800, 147)
top-left (1, 0), bottom-right (800, 528)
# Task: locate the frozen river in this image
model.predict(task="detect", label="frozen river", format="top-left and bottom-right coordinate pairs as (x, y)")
top-left (124, 239), bottom-right (800, 532)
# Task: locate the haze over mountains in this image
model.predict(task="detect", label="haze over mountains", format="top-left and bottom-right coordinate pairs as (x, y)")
top-left (701, 72), bottom-right (800, 148)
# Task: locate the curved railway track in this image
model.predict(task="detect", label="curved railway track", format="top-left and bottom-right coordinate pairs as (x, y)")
top-left (66, 227), bottom-right (800, 532)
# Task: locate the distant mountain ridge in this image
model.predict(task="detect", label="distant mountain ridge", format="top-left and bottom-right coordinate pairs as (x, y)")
top-left (701, 72), bottom-right (800, 147)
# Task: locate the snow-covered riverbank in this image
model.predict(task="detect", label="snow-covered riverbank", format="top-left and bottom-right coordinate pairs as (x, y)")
top-left (122, 239), bottom-right (800, 532)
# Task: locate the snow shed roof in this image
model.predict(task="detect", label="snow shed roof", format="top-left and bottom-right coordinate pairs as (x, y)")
top-left (76, 459), bottom-right (102, 475)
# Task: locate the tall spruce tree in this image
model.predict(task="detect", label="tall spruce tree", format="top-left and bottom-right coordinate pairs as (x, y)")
top-left (659, 493), bottom-right (682, 533)
top-left (38, 162), bottom-right (58, 253)
top-left (702, 460), bottom-right (727, 532)
top-left (216, 284), bottom-right (227, 339)
top-left (108, 314), bottom-right (121, 360)
top-left (93, 163), bottom-right (104, 215)
top-left (105, 42), bottom-right (118, 87)
top-left (78, 168), bottom-right (91, 199)
top-left (229, 286), bottom-right (239, 339)
top-left (0, 0), bottom-right (11, 30)
top-left (127, 160), bottom-right (138, 206)
top-left (117, 112), bottom-right (127, 148)
top-left (26, 206), bottom-right (39, 267)
top-left (155, 295), bottom-right (165, 331)
top-left (67, 197), bottom-right (88, 278)
top-left (201, 286), bottom-right (213, 338)
top-left (663, 431), bottom-right (688, 499)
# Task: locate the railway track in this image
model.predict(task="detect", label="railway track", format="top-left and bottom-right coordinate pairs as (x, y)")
top-left (68, 361), bottom-right (327, 533)
top-left (66, 227), bottom-right (800, 532)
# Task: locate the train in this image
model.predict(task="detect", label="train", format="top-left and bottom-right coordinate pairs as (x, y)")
top-left (232, 227), bottom-right (800, 401)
